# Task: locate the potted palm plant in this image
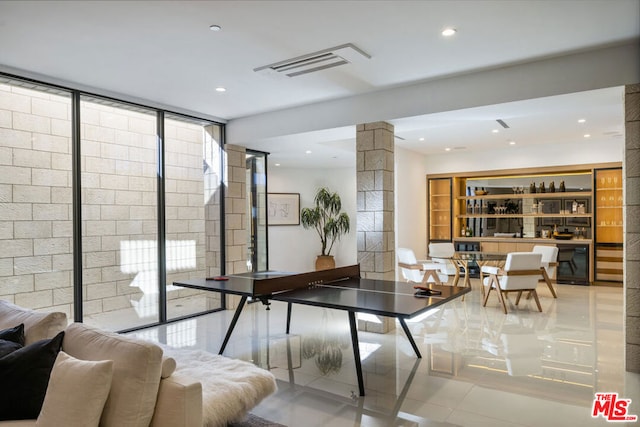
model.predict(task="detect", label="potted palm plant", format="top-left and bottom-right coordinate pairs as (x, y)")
top-left (300, 187), bottom-right (351, 270)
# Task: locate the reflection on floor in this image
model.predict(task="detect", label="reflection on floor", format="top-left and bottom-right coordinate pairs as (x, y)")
top-left (85, 294), bottom-right (219, 331)
top-left (128, 280), bottom-right (640, 427)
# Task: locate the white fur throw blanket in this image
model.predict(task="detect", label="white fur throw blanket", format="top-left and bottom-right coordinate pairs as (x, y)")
top-left (161, 346), bottom-right (277, 427)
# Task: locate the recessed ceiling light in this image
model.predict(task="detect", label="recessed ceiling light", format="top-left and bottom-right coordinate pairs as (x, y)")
top-left (445, 147), bottom-right (451, 152)
top-left (441, 28), bottom-right (457, 37)
top-left (275, 163), bottom-right (281, 167)
top-left (215, 87), bottom-right (226, 92)
top-left (305, 150), bottom-right (312, 154)
top-left (578, 119), bottom-right (586, 123)
top-left (492, 129), bottom-right (499, 134)
top-left (419, 137), bottom-right (425, 141)
top-left (209, 25), bottom-right (222, 31)
top-left (509, 141), bottom-right (516, 145)
top-left (584, 134), bottom-right (591, 138)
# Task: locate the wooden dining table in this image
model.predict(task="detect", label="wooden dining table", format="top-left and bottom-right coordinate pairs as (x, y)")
top-left (452, 251), bottom-right (558, 298)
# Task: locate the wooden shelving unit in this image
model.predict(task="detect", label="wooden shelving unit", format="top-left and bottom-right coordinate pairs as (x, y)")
top-left (456, 191), bottom-right (593, 220)
top-left (457, 213), bottom-right (592, 219)
top-left (426, 162), bottom-right (623, 285)
top-left (428, 178), bottom-right (452, 241)
top-left (457, 191), bottom-right (591, 201)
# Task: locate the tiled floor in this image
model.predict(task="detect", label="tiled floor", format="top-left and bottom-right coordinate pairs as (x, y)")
top-left (129, 281), bottom-right (640, 426)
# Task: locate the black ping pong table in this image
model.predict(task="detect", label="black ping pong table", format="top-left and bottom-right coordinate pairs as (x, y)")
top-left (173, 264), bottom-right (469, 396)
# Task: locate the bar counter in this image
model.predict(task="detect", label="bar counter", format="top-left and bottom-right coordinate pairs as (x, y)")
top-left (452, 237), bottom-right (592, 284)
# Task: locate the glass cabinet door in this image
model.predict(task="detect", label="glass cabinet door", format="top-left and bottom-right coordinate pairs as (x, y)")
top-left (594, 168), bottom-right (623, 244)
top-left (594, 167), bottom-right (623, 283)
top-left (428, 178), bottom-right (452, 241)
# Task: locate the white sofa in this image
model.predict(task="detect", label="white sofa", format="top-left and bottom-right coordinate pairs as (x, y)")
top-left (0, 299), bottom-right (203, 427)
top-left (0, 300), bottom-right (277, 427)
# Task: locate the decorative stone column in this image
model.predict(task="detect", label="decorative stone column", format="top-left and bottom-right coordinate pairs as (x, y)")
top-left (625, 83), bottom-right (640, 373)
top-left (224, 144), bottom-right (249, 308)
top-left (356, 122), bottom-right (395, 333)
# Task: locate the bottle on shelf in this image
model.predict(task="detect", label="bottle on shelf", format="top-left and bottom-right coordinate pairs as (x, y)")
top-left (572, 200), bottom-right (578, 214)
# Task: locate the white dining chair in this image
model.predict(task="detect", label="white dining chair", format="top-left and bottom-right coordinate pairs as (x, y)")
top-left (482, 252), bottom-right (544, 314)
top-left (428, 242), bottom-right (460, 285)
top-left (532, 245), bottom-right (559, 298)
top-left (397, 247), bottom-right (448, 285)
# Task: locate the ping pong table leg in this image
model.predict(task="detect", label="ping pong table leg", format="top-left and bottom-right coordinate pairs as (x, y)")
top-left (218, 295), bottom-right (247, 355)
top-left (348, 311), bottom-right (365, 397)
top-left (398, 318), bottom-right (422, 359)
top-left (286, 302), bottom-right (292, 334)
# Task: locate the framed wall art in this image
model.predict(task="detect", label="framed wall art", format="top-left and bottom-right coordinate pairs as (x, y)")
top-left (268, 193), bottom-right (300, 225)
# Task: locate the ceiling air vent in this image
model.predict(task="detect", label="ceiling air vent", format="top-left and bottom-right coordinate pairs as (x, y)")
top-left (254, 43), bottom-right (371, 77)
top-left (496, 119), bottom-right (510, 129)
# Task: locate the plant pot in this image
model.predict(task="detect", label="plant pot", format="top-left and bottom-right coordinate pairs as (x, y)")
top-left (315, 255), bottom-right (335, 271)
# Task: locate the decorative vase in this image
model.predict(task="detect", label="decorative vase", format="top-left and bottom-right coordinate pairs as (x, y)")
top-left (315, 255), bottom-right (335, 271)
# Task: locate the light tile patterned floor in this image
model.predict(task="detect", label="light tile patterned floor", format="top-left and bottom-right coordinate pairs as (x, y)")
top-left (129, 280), bottom-right (640, 427)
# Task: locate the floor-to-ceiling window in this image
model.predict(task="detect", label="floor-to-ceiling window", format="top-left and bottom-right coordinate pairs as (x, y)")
top-left (80, 96), bottom-right (160, 330)
top-left (1, 74), bottom-right (225, 332)
top-left (164, 115), bottom-right (223, 321)
top-left (246, 150), bottom-right (267, 271)
top-left (0, 77), bottom-right (74, 320)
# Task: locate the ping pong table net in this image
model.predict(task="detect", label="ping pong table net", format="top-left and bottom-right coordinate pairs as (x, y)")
top-left (252, 264), bottom-right (361, 297)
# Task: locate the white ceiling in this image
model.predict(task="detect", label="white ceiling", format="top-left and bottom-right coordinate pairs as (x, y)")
top-left (0, 1), bottom-right (638, 167)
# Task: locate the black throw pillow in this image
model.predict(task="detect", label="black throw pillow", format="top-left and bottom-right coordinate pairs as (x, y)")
top-left (0, 331), bottom-right (64, 421)
top-left (0, 324), bottom-right (25, 357)
top-left (0, 339), bottom-right (23, 358)
top-left (0, 323), bottom-right (25, 345)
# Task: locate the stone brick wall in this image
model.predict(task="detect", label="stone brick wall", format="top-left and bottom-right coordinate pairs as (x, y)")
top-left (356, 121), bottom-right (395, 334)
top-left (356, 122), bottom-right (395, 282)
top-left (0, 84), bottom-right (74, 317)
top-left (224, 144), bottom-right (248, 275)
top-left (80, 100), bottom-right (159, 320)
top-left (625, 83), bottom-right (640, 373)
top-left (165, 119), bottom-right (220, 313)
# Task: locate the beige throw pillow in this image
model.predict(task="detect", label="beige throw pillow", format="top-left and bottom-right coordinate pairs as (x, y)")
top-left (62, 322), bottom-right (163, 427)
top-left (36, 351), bottom-right (113, 427)
top-left (0, 300), bottom-right (67, 345)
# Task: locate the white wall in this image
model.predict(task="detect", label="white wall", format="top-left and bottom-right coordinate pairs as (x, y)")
top-left (395, 147), bottom-right (428, 264)
top-left (268, 167), bottom-right (357, 272)
top-left (268, 148), bottom-right (430, 279)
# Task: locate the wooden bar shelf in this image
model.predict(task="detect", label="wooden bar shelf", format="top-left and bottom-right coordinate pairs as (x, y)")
top-left (457, 191), bottom-right (592, 201)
